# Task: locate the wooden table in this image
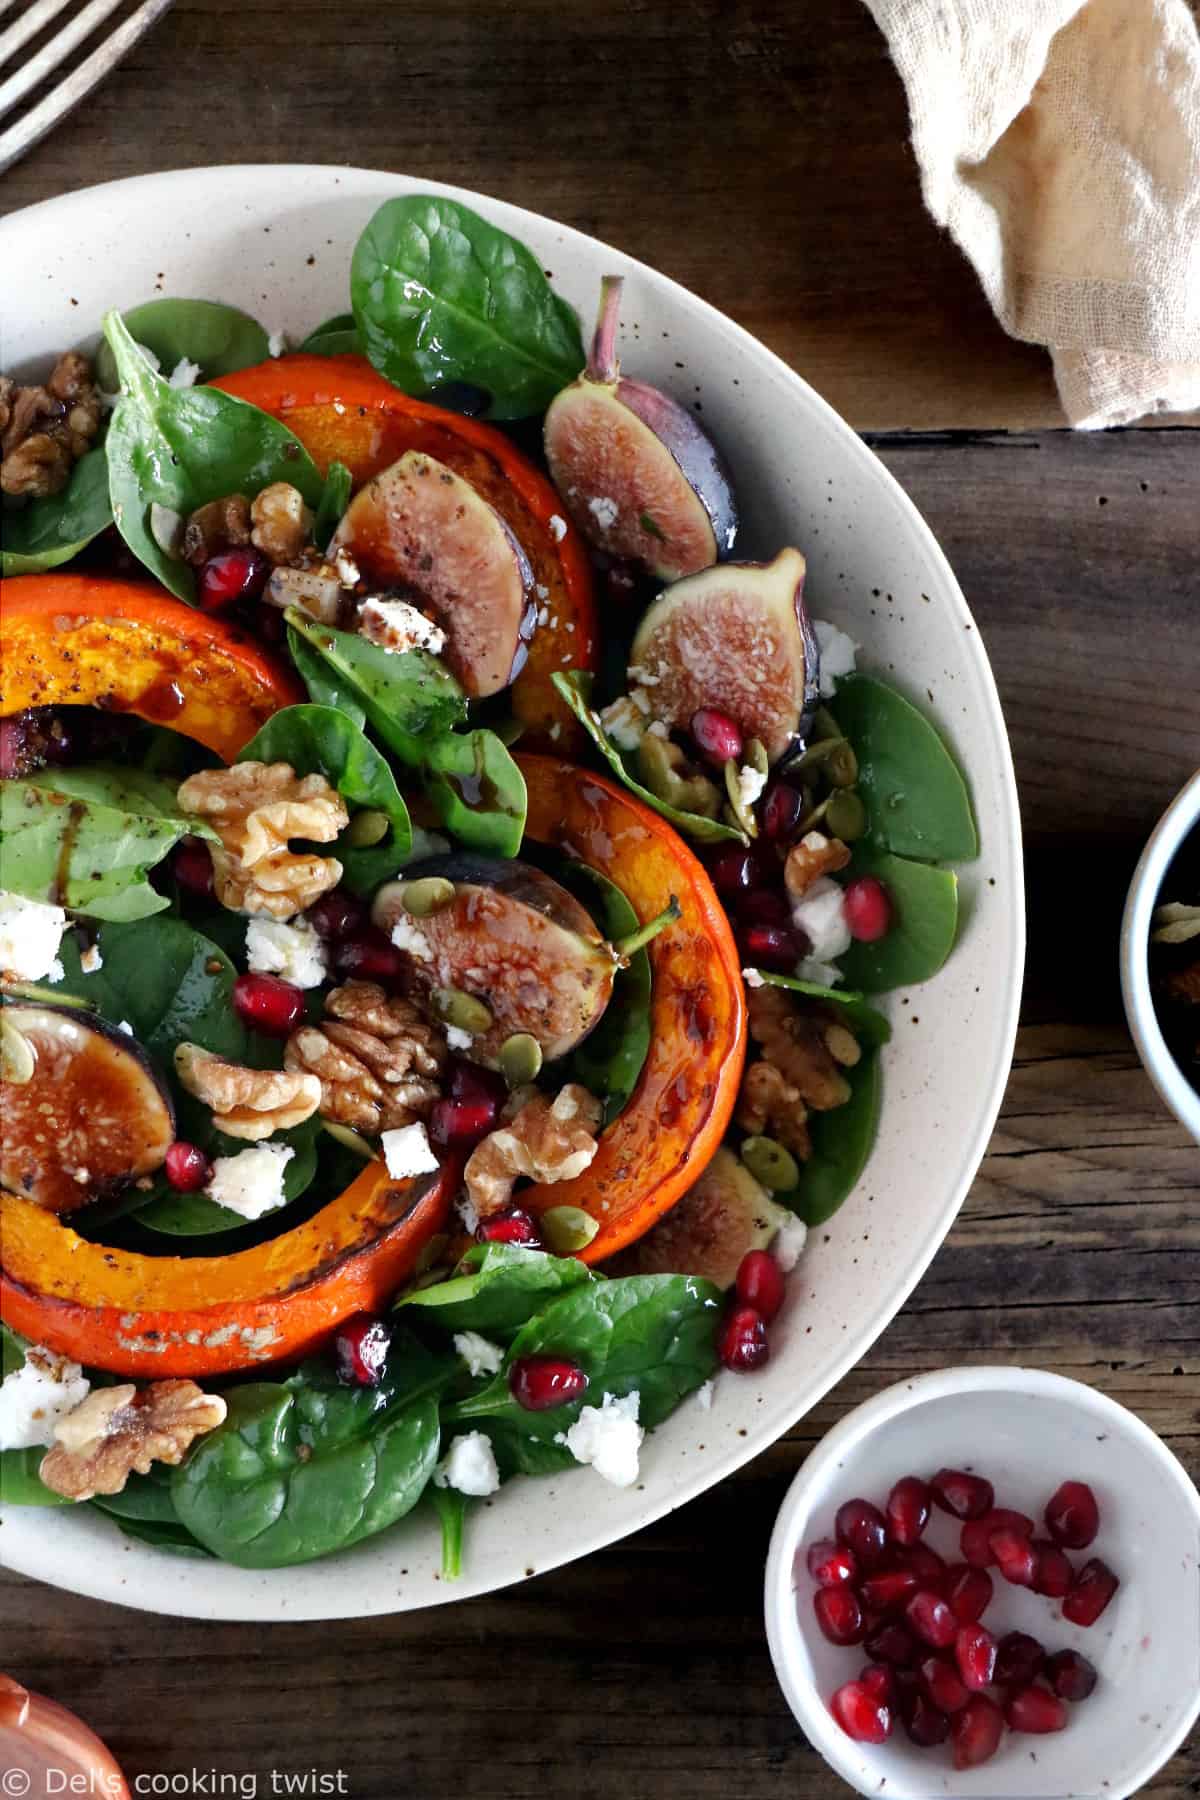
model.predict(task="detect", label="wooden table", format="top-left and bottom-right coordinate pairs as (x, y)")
top-left (3, 3), bottom-right (1197, 1795)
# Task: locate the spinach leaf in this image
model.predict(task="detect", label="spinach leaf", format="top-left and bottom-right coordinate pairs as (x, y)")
top-left (552, 671), bottom-right (745, 846)
top-left (299, 313), bottom-right (362, 356)
top-left (1, 446), bottom-right (112, 575)
top-left (0, 766), bottom-right (209, 921)
top-left (351, 195), bottom-right (584, 419)
top-left (55, 916), bottom-right (251, 1062)
top-left (836, 850), bottom-right (959, 993)
top-left (752, 971), bottom-right (893, 1050)
top-left (102, 310), bottom-right (322, 603)
top-left (95, 298), bottom-right (271, 391)
top-left (172, 1337), bottom-right (451, 1566)
top-left (430, 1484), bottom-right (468, 1580)
top-left (399, 1242), bottom-right (594, 1338)
top-left (313, 460), bottom-right (352, 549)
top-left (0, 1324), bottom-right (73, 1507)
top-left (1, 1320), bottom-right (27, 1377)
top-left (102, 1514), bottom-right (214, 1557)
top-left (422, 729), bottom-right (526, 859)
top-left (832, 675), bottom-right (977, 863)
top-left (783, 1049), bottom-right (883, 1226)
top-left (561, 864), bottom-right (652, 1123)
top-left (131, 1115), bottom-right (320, 1237)
top-left (239, 703), bottom-right (413, 892)
top-left (87, 1466), bottom-right (180, 1523)
top-left (443, 1274), bottom-right (720, 1476)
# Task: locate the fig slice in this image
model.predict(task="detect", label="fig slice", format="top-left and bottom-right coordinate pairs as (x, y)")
top-left (0, 1004), bottom-right (174, 1214)
top-left (331, 449), bottom-right (534, 698)
top-left (628, 547), bottom-right (818, 762)
top-left (606, 1146), bottom-right (790, 1287)
top-left (372, 855), bottom-right (620, 1066)
top-left (543, 275), bottom-right (738, 582)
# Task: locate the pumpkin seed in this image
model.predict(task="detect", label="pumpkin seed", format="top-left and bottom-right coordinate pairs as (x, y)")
top-left (811, 706), bottom-right (842, 742)
top-left (433, 988), bottom-right (494, 1034)
top-left (0, 1014), bottom-right (36, 1084)
top-left (636, 733), bottom-right (721, 817)
top-left (740, 1134), bottom-right (801, 1192)
top-left (320, 1119), bottom-right (378, 1160)
top-left (343, 808), bottom-right (390, 848)
top-left (723, 758), bottom-right (760, 838)
top-left (826, 741), bottom-right (859, 788)
top-left (825, 788), bottom-right (867, 841)
top-left (401, 876), bottom-right (457, 917)
top-left (499, 1031), bottom-right (543, 1087)
top-left (745, 737), bottom-right (769, 777)
top-left (540, 1205), bottom-right (600, 1254)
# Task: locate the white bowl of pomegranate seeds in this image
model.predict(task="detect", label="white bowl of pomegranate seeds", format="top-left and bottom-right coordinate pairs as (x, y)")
top-left (764, 1366), bottom-right (1200, 1798)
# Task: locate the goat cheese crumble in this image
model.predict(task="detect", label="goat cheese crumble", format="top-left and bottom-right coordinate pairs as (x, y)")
top-left (741, 967), bottom-right (765, 988)
top-left (0, 892), bottom-right (67, 983)
top-left (168, 356), bottom-right (201, 389)
top-left (587, 495), bottom-right (619, 531)
top-left (556, 1390), bottom-right (644, 1488)
top-left (389, 914), bottom-right (433, 961)
top-left (206, 1143), bottom-right (295, 1221)
top-left (381, 1121), bottom-right (439, 1180)
top-left (245, 917), bottom-right (328, 989)
top-left (0, 1344), bottom-right (91, 1452)
top-left (333, 547), bottom-right (361, 589)
top-left (599, 694), bottom-right (649, 751)
top-left (696, 1379), bottom-right (715, 1412)
top-left (359, 597), bottom-right (446, 656)
top-left (737, 764), bottom-right (767, 809)
top-left (772, 1215), bottom-right (809, 1272)
top-left (267, 329), bottom-right (286, 357)
top-left (813, 619), bottom-right (859, 698)
top-left (80, 943), bottom-right (103, 975)
top-left (445, 1024), bottom-right (474, 1051)
top-left (434, 1430), bottom-right (501, 1497)
top-left (790, 876), bottom-right (852, 967)
top-left (453, 1331), bottom-right (504, 1379)
top-left (548, 514), bottom-right (568, 542)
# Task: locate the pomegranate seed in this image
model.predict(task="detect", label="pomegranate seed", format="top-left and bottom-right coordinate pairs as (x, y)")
top-left (1044, 1479), bottom-right (1100, 1549)
top-left (734, 1249), bottom-right (785, 1321)
top-left (994, 1631), bottom-right (1046, 1688)
top-left (859, 1663), bottom-right (895, 1706)
top-left (830, 1680), bottom-right (891, 1745)
top-left (1062, 1557), bottom-right (1120, 1627)
top-left (690, 707), bottom-right (743, 767)
top-left (842, 875), bottom-right (891, 942)
top-left (955, 1623), bottom-right (997, 1691)
top-left (952, 1695), bottom-right (1004, 1770)
top-left (961, 1507), bottom-right (1034, 1567)
top-left (448, 1059), bottom-right (509, 1106)
top-left (919, 1654), bottom-right (969, 1714)
top-left (885, 1475), bottom-right (931, 1546)
top-left (306, 889), bottom-right (369, 941)
top-left (478, 1209), bottom-right (543, 1250)
top-left (1032, 1539), bottom-right (1074, 1598)
top-left (197, 547), bottom-right (271, 611)
top-left (717, 1303), bottom-right (769, 1372)
top-left (806, 1538), bottom-right (858, 1587)
top-left (945, 1564), bottom-right (993, 1624)
top-left (991, 1526), bottom-right (1038, 1588)
top-left (708, 846), bottom-right (761, 899)
top-left (860, 1569), bottom-right (920, 1615)
top-left (1005, 1684), bottom-right (1068, 1735)
top-left (814, 1585), bottom-right (865, 1647)
top-left (735, 888), bottom-right (792, 928)
top-left (864, 1622), bottom-right (916, 1666)
top-left (835, 1498), bottom-right (889, 1570)
top-left (164, 1140), bottom-right (212, 1192)
top-left (931, 1467), bottom-right (995, 1520)
top-left (333, 1311), bottom-right (392, 1386)
top-left (1045, 1649), bottom-right (1098, 1702)
top-left (895, 1542), bottom-right (948, 1589)
top-left (903, 1694), bottom-right (950, 1747)
top-left (762, 781), bottom-right (805, 842)
top-left (333, 928), bottom-right (405, 985)
top-left (905, 1589), bottom-right (958, 1649)
top-left (231, 971), bottom-right (305, 1037)
top-left (429, 1095), bottom-right (499, 1151)
top-left (738, 922), bottom-right (803, 972)
top-left (171, 835), bottom-right (215, 899)
top-left (509, 1355), bottom-right (587, 1411)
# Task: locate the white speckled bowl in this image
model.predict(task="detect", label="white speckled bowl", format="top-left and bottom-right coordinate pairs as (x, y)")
top-left (1121, 768), bottom-right (1200, 1144)
top-left (0, 167), bottom-right (1024, 1619)
top-left (765, 1367), bottom-right (1200, 1800)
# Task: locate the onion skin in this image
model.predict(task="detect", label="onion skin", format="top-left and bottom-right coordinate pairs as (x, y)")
top-left (0, 1675), bottom-right (130, 1798)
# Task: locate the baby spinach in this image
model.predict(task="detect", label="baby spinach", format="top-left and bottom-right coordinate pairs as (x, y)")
top-left (95, 298), bottom-right (271, 391)
top-left (299, 313), bottom-right (362, 356)
top-left (131, 1115), bottom-right (320, 1238)
top-left (351, 194), bottom-right (585, 419)
top-left (313, 460), bottom-right (353, 548)
top-left (430, 1484), bottom-right (468, 1580)
top-left (239, 703), bottom-right (413, 892)
top-left (422, 729), bottom-right (526, 859)
top-left (0, 766), bottom-right (210, 921)
top-left (1, 445), bottom-right (112, 576)
top-left (782, 1050), bottom-right (883, 1226)
top-left (832, 675), bottom-right (977, 863)
top-left (399, 1242), bottom-right (595, 1338)
top-left (561, 864), bottom-right (653, 1123)
top-left (443, 1273), bottom-right (720, 1477)
top-left (552, 672), bottom-right (745, 845)
top-left (87, 1465), bottom-right (181, 1524)
top-left (754, 971), bottom-right (892, 1049)
top-left (102, 309), bottom-right (323, 603)
top-left (55, 915), bottom-right (251, 1063)
top-left (836, 850), bottom-right (959, 993)
top-left (105, 1515), bottom-right (214, 1557)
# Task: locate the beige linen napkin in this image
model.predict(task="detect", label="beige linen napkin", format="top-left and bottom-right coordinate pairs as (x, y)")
top-left (863, 0), bottom-right (1200, 427)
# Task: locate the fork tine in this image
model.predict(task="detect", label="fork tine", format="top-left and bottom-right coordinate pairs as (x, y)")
top-left (0, 0), bottom-right (75, 70)
top-left (0, 0), bottom-right (173, 175)
top-left (0, 0), bottom-right (126, 124)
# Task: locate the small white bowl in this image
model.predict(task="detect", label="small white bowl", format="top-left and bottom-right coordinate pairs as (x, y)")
top-left (1121, 767), bottom-right (1200, 1144)
top-left (764, 1367), bottom-right (1200, 1799)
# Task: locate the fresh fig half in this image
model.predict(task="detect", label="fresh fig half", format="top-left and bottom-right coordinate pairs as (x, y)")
top-left (628, 547), bottom-right (818, 762)
top-left (606, 1146), bottom-right (791, 1287)
top-left (544, 275), bottom-right (737, 582)
top-left (371, 855), bottom-right (619, 1066)
top-left (331, 449), bottom-right (534, 698)
top-left (0, 1004), bottom-right (174, 1214)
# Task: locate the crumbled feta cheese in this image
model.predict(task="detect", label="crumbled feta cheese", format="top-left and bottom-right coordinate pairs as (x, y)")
top-left (456, 1191), bottom-right (481, 1237)
top-left (267, 329), bottom-right (286, 358)
top-left (534, 582), bottom-right (549, 601)
top-left (381, 1121), bottom-right (439, 1180)
top-left (814, 619), bottom-right (860, 698)
top-left (645, 719), bottom-right (669, 738)
top-left (453, 1330), bottom-right (504, 1379)
top-left (333, 547), bottom-right (360, 589)
top-left (445, 1024), bottom-right (474, 1051)
top-left (245, 916), bottom-right (327, 989)
top-left (434, 1430), bottom-right (501, 1497)
top-left (737, 764), bottom-right (767, 809)
top-left (207, 1143), bottom-right (294, 1221)
top-left (557, 1390), bottom-right (644, 1488)
top-left (0, 892), bottom-right (67, 983)
top-left (168, 356), bottom-right (201, 389)
top-left (389, 914), bottom-right (433, 961)
top-left (790, 876), bottom-right (852, 964)
top-left (548, 514), bottom-right (567, 542)
top-left (400, 826), bottom-right (452, 866)
top-left (359, 597), bottom-right (446, 656)
top-left (600, 694), bottom-right (649, 752)
top-left (118, 1019), bottom-right (134, 1035)
top-left (696, 1379), bottom-right (715, 1411)
top-left (73, 1167), bottom-right (89, 1184)
top-left (626, 663), bottom-right (660, 687)
top-left (536, 603), bottom-right (550, 627)
top-left (741, 967), bottom-right (765, 988)
top-left (796, 958), bottom-right (844, 987)
top-left (587, 495), bottom-right (619, 531)
top-left (80, 943), bottom-right (103, 975)
top-left (0, 1345), bottom-right (90, 1451)
top-left (773, 1215), bottom-right (808, 1272)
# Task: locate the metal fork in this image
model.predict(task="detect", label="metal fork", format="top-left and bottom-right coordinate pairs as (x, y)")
top-left (0, 0), bottom-right (174, 176)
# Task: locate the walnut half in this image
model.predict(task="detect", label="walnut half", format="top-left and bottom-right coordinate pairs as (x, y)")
top-left (464, 1084), bottom-right (603, 1219)
top-left (178, 762), bottom-right (348, 920)
top-left (39, 1380), bottom-right (227, 1502)
top-left (285, 981), bottom-right (447, 1135)
top-left (175, 1042), bottom-right (321, 1140)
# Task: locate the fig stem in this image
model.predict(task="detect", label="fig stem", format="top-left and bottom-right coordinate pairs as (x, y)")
top-left (588, 275), bottom-right (624, 383)
top-left (612, 895), bottom-right (681, 964)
